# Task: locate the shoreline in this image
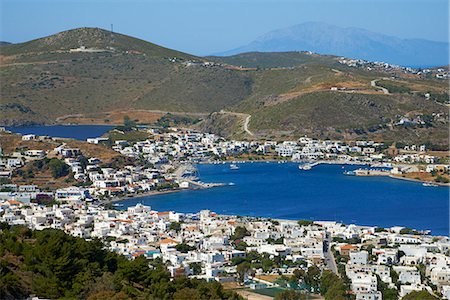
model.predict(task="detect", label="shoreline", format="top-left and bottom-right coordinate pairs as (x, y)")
top-left (107, 182), bottom-right (227, 204)
top-left (389, 175), bottom-right (450, 187)
top-left (108, 188), bottom-right (185, 203)
top-left (106, 160), bottom-right (448, 205)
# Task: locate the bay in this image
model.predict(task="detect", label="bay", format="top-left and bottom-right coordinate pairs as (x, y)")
top-left (120, 162), bottom-right (449, 236)
top-left (6, 125), bottom-right (114, 140)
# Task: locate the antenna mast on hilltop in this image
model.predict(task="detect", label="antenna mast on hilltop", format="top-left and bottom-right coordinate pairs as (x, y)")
top-left (110, 24), bottom-right (115, 45)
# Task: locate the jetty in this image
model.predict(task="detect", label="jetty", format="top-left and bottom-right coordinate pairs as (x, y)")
top-left (353, 168), bottom-right (390, 176)
top-left (298, 162), bottom-right (320, 170)
top-left (183, 179), bottom-right (225, 189)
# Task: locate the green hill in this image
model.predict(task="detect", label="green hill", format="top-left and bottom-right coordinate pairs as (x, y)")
top-left (1, 28), bottom-right (448, 147)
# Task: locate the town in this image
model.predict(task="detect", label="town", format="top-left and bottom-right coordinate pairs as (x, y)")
top-left (0, 125), bottom-right (449, 204)
top-left (0, 125), bottom-right (449, 299)
top-left (0, 125), bottom-right (449, 203)
top-left (1, 198), bottom-right (450, 299)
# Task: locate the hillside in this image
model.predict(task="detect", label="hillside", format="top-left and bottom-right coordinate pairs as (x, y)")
top-left (208, 51), bottom-right (339, 69)
top-left (0, 27), bottom-right (254, 125)
top-left (0, 27), bottom-right (195, 59)
top-left (217, 22), bottom-right (449, 67)
top-left (1, 27), bottom-right (448, 148)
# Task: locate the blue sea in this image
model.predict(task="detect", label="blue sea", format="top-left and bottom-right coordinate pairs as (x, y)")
top-left (7, 125), bottom-right (114, 140)
top-left (121, 162), bottom-right (449, 236)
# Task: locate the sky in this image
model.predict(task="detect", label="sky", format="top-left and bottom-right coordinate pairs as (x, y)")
top-left (1, 0), bottom-right (449, 55)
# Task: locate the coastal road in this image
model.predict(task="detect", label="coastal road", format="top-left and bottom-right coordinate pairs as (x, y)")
top-left (324, 232), bottom-right (339, 276)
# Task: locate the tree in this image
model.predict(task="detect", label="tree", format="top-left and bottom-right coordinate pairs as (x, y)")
top-left (266, 237), bottom-right (284, 244)
top-left (400, 228), bottom-right (420, 235)
top-left (231, 226), bottom-right (250, 241)
top-left (320, 270), bottom-right (347, 300)
top-left (236, 262), bottom-right (251, 283)
top-left (48, 158), bottom-right (70, 178)
top-left (0, 226), bottom-right (241, 299)
top-left (274, 290), bottom-right (306, 300)
top-left (0, 261), bottom-right (26, 299)
top-left (175, 243), bottom-right (195, 253)
top-left (376, 274), bottom-right (398, 300)
top-left (173, 287), bottom-right (200, 300)
top-left (305, 266), bottom-right (321, 291)
top-left (189, 262), bottom-right (202, 275)
top-left (402, 290), bottom-right (438, 300)
top-left (234, 241), bottom-right (248, 251)
top-left (169, 222), bottom-right (182, 233)
top-left (292, 269), bottom-right (305, 281)
top-left (297, 220), bottom-right (314, 227)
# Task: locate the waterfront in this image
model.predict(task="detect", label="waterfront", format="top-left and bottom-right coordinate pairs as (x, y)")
top-left (6, 125), bottom-right (114, 140)
top-left (120, 162), bottom-right (449, 236)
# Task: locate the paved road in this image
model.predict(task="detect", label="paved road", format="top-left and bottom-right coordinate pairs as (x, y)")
top-left (323, 232), bottom-right (339, 275)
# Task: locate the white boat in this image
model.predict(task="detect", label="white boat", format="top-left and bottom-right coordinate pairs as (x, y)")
top-left (423, 182), bottom-right (438, 187)
top-left (343, 170), bottom-right (356, 176)
top-left (299, 164), bottom-right (312, 170)
top-left (230, 164), bottom-right (240, 170)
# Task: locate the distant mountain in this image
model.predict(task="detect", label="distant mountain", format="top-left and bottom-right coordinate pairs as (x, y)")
top-left (0, 41), bottom-right (11, 46)
top-left (217, 22), bottom-right (449, 67)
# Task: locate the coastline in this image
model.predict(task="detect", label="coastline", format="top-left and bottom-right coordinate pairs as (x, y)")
top-left (108, 188), bottom-right (184, 203)
top-left (389, 175), bottom-right (450, 187)
top-left (107, 182), bottom-right (227, 204)
top-left (107, 160), bottom-right (449, 205)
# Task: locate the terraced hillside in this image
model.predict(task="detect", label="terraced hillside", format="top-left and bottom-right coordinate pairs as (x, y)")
top-left (1, 28), bottom-right (448, 147)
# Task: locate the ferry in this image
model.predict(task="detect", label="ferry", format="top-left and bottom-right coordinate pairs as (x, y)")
top-left (423, 182), bottom-right (439, 187)
top-left (230, 164), bottom-right (240, 170)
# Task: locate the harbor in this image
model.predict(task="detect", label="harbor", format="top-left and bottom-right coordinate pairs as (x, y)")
top-left (118, 162), bottom-right (449, 236)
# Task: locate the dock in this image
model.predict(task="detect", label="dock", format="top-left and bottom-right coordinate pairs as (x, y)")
top-left (353, 168), bottom-right (390, 176)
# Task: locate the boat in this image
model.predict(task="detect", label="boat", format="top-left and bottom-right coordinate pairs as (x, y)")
top-left (113, 203), bottom-right (124, 207)
top-left (230, 164), bottom-right (240, 170)
top-left (298, 164), bottom-right (312, 170)
top-left (423, 182), bottom-right (439, 187)
top-left (343, 170), bottom-right (356, 176)
top-left (228, 182), bottom-right (235, 186)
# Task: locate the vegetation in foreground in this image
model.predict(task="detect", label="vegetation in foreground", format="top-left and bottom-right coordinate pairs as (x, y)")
top-left (0, 223), bottom-right (242, 300)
